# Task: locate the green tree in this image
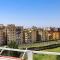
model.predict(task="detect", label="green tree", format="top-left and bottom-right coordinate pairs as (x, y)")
top-left (8, 41), bottom-right (18, 49)
top-left (6, 41), bottom-right (20, 57)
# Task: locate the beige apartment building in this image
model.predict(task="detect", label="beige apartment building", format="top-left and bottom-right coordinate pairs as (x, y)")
top-left (0, 24), bottom-right (6, 45)
top-left (45, 27), bottom-right (60, 41)
top-left (31, 28), bottom-right (37, 43)
top-left (37, 27), bottom-right (53, 42)
top-left (0, 24), bottom-right (60, 45)
top-left (24, 28), bottom-right (37, 43)
top-left (7, 24), bottom-right (16, 44)
top-left (48, 27), bottom-right (60, 40)
top-left (37, 28), bottom-right (48, 42)
top-left (31, 26), bottom-right (37, 43)
top-left (23, 29), bottom-right (32, 43)
top-left (6, 24), bottom-right (23, 45)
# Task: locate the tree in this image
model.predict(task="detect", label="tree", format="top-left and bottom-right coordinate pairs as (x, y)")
top-left (7, 41), bottom-right (20, 57)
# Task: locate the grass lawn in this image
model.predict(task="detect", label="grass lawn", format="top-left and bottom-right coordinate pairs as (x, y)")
top-left (19, 40), bottom-right (60, 49)
top-left (19, 43), bottom-right (48, 48)
top-left (33, 47), bottom-right (60, 60)
top-left (45, 47), bottom-right (60, 52)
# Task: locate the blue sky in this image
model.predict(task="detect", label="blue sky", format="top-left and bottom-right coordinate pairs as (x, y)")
top-left (0, 0), bottom-right (60, 27)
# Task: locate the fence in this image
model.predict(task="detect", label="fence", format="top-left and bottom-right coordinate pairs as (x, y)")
top-left (0, 46), bottom-right (60, 60)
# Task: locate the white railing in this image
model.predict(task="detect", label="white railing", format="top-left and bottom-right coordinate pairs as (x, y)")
top-left (0, 47), bottom-right (60, 60)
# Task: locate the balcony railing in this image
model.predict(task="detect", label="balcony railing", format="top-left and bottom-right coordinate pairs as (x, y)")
top-left (0, 46), bottom-right (60, 60)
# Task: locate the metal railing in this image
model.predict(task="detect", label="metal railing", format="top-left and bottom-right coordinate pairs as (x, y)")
top-left (0, 47), bottom-right (60, 60)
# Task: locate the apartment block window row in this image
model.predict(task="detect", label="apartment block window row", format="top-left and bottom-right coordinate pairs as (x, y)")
top-left (0, 24), bottom-right (60, 46)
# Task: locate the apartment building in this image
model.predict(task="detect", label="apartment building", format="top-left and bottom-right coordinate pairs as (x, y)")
top-left (37, 27), bottom-right (54, 42)
top-left (31, 28), bottom-right (37, 43)
top-left (0, 24), bottom-right (60, 45)
top-left (0, 24), bottom-right (6, 45)
top-left (7, 24), bottom-right (16, 44)
top-left (46, 27), bottom-right (60, 41)
top-left (58, 28), bottom-right (60, 39)
top-left (37, 28), bottom-right (49, 42)
top-left (37, 28), bottom-right (43, 42)
top-left (47, 31), bottom-right (53, 40)
top-left (23, 29), bottom-right (31, 43)
top-left (24, 28), bottom-right (37, 43)
top-left (51, 28), bottom-right (60, 40)
top-left (16, 26), bottom-right (23, 44)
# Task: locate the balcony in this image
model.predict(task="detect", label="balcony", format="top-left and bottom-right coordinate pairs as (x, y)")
top-left (0, 47), bottom-right (60, 60)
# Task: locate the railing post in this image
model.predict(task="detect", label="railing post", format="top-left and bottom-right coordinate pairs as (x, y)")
top-left (27, 50), bottom-right (33, 60)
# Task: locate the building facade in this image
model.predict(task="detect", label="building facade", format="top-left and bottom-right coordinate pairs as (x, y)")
top-left (0, 24), bottom-right (6, 45)
top-left (16, 26), bottom-right (23, 44)
top-left (0, 24), bottom-right (60, 45)
top-left (7, 24), bottom-right (16, 44)
top-left (23, 28), bottom-right (37, 43)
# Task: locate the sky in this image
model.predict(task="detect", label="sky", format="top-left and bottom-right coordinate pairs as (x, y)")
top-left (0, 0), bottom-right (60, 27)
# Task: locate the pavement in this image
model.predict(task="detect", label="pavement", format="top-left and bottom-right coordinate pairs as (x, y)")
top-left (0, 56), bottom-right (21, 60)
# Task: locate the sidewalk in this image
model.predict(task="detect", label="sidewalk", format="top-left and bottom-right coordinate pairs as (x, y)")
top-left (0, 56), bottom-right (21, 60)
